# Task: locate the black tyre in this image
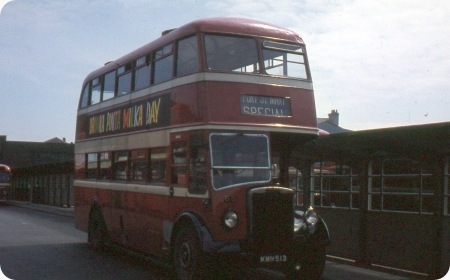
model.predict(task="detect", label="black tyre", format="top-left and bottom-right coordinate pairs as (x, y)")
top-left (303, 244), bottom-right (326, 279)
top-left (88, 209), bottom-right (107, 251)
top-left (172, 225), bottom-right (207, 280)
top-left (291, 243), bottom-right (326, 280)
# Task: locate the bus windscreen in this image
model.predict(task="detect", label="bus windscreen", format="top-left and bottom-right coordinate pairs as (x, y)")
top-left (210, 133), bottom-right (271, 189)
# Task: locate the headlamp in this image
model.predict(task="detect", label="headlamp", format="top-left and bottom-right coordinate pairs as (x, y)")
top-left (223, 211), bottom-right (238, 229)
top-left (293, 207), bottom-right (319, 232)
top-left (305, 207), bottom-right (318, 225)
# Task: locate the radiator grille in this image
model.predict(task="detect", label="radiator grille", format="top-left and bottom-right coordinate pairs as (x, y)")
top-left (248, 187), bottom-right (294, 252)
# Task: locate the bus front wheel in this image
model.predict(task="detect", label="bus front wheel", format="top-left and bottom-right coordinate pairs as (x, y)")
top-left (287, 243), bottom-right (326, 280)
top-left (172, 225), bottom-right (207, 279)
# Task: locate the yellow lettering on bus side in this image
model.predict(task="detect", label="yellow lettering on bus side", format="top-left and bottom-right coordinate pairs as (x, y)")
top-left (146, 98), bottom-right (161, 125)
top-left (106, 112), bottom-right (113, 132)
top-left (150, 98), bottom-right (161, 124)
top-left (114, 110), bottom-right (121, 131)
top-left (89, 116), bottom-right (96, 135)
top-left (122, 108), bottom-right (130, 129)
top-left (146, 102), bottom-right (151, 125)
top-left (89, 115), bottom-right (105, 135)
top-left (135, 104), bottom-right (143, 127)
top-left (128, 106), bottom-right (134, 128)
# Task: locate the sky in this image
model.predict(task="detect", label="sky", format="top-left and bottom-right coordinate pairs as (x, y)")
top-left (0, 0), bottom-right (449, 142)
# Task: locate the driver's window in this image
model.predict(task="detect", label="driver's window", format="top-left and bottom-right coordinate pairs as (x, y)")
top-left (189, 145), bottom-right (207, 193)
top-left (171, 142), bottom-right (187, 185)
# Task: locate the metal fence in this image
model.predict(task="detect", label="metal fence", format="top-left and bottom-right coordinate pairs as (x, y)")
top-left (10, 173), bottom-right (73, 207)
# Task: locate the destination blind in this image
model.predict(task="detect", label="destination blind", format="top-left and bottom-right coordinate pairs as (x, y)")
top-left (240, 94), bottom-right (292, 117)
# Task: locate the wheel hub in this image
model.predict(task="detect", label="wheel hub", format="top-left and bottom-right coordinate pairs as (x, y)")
top-left (180, 242), bottom-right (191, 269)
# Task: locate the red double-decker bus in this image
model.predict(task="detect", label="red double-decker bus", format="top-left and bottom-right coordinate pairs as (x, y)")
top-left (74, 17), bottom-right (329, 279)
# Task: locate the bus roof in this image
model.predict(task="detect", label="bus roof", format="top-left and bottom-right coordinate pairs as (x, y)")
top-left (83, 17), bottom-right (305, 83)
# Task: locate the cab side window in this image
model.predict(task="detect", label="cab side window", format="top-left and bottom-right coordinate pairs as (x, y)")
top-left (171, 141), bottom-right (187, 185)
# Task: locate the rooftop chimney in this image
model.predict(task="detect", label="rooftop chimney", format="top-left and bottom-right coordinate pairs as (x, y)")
top-left (328, 110), bottom-right (339, 126)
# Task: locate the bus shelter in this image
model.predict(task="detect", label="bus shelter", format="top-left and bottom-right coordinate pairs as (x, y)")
top-left (293, 122), bottom-right (449, 278)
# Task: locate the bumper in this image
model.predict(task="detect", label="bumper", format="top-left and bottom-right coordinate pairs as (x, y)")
top-left (202, 217), bottom-right (329, 271)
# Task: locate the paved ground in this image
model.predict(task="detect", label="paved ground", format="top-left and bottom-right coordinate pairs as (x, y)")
top-left (5, 200), bottom-right (429, 279)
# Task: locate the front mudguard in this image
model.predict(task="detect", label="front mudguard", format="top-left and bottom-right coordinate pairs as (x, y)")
top-left (293, 217), bottom-right (330, 260)
top-left (170, 212), bottom-right (240, 255)
top-left (284, 217), bottom-right (329, 279)
top-left (311, 217), bottom-right (330, 246)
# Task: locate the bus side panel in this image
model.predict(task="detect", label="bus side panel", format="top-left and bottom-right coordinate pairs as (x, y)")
top-left (169, 81), bottom-right (316, 130)
top-left (75, 114), bottom-right (88, 141)
top-left (125, 190), bottom-right (169, 256)
top-left (86, 187), bottom-right (167, 256)
top-left (202, 81), bottom-right (316, 129)
top-left (171, 83), bottom-right (206, 126)
top-left (208, 186), bottom-right (250, 241)
top-left (74, 185), bottom-right (107, 232)
top-left (166, 188), bottom-right (249, 243)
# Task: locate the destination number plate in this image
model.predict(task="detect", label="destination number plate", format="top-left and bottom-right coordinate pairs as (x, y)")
top-left (259, 254), bottom-right (287, 263)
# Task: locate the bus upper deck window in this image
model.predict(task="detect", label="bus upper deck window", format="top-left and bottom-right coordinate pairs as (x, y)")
top-left (103, 71), bottom-right (116, 101)
top-left (176, 36), bottom-right (199, 77)
top-left (134, 55), bottom-right (151, 91)
top-left (117, 64), bottom-right (133, 96)
top-left (80, 84), bottom-right (89, 108)
top-left (205, 34), bottom-right (259, 74)
top-left (263, 40), bottom-right (308, 79)
top-left (154, 43), bottom-right (173, 84)
top-left (90, 84), bottom-right (101, 105)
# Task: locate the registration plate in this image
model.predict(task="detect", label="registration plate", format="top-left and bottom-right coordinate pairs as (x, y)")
top-left (259, 254), bottom-right (287, 263)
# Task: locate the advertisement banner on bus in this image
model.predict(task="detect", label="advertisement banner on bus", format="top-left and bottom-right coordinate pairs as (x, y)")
top-left (87, 94), bottom-right (170, 137)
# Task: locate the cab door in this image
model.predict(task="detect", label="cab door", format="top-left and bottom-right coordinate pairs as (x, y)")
top-left (167, 131), bottom-right (211, 223)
